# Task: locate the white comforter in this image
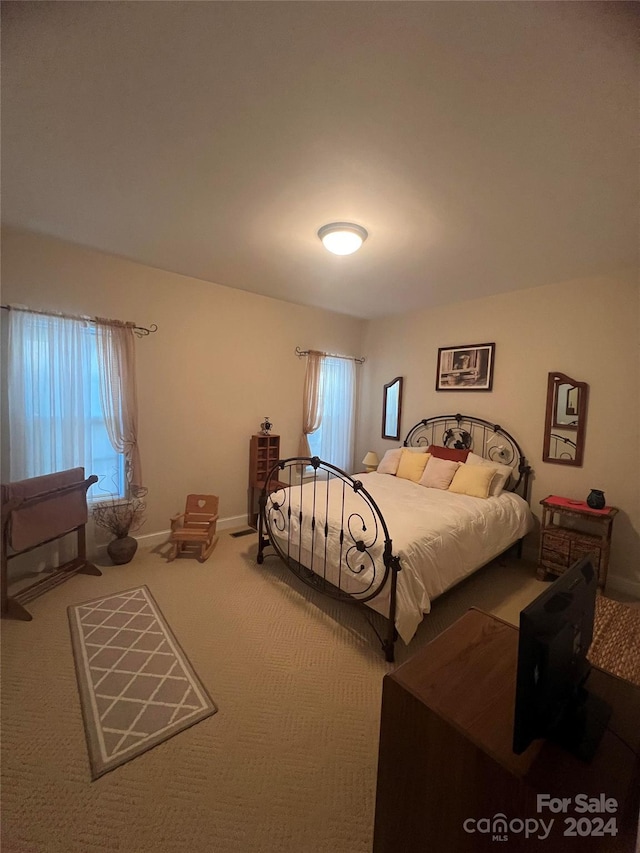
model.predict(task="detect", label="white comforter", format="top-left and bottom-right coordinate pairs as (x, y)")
top-left (265, 472), bottom-right (533, 644)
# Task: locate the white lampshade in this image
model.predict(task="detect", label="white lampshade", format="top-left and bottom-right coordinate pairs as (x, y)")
top-left (362, 451), bottom-right (379, 472)
top-left (318, 222), bottom-right (368, 256)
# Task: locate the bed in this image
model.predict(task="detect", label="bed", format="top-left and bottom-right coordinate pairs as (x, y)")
top-left (257, 413), bottom-right (533, 661)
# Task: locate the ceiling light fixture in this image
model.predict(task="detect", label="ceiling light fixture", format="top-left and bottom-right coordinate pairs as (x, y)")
top-left (317, 222), bottom-right (368, 256)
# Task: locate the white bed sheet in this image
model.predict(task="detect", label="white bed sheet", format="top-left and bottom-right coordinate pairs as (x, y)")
top-left (265, 472), bottom-right (533, 644)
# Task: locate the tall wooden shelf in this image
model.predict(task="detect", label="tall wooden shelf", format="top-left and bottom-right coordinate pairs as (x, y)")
top-left (248, 434), bottom-right (281, 529)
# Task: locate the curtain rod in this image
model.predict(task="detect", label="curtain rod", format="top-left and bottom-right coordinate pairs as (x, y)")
top-left (1, 304), bottom-right (158, 338)
top-left (295, 346), bottom-right (365, 364)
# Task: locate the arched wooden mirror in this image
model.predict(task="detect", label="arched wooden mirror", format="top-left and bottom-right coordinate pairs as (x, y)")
top-left (543, 372), bottom-right (589, 466)
top-left (382, 377), bottom-right (403, 441)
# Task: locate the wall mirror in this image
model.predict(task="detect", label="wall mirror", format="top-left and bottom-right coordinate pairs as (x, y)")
top-left (543, 372), bottom-right (589, 466)
top-left (382, 377), bottom-right (403, 441)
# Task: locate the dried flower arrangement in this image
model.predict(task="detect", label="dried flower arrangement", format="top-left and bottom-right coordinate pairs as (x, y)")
top-left (91, 485), bottom-right (148, 539)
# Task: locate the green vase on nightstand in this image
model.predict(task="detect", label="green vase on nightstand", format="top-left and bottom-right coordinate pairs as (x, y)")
top-left (586, 489), bottom-right (605, 510)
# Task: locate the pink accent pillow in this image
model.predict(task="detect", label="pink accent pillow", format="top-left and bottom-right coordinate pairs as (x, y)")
top-left (419, 457), bottom-right (460, 490)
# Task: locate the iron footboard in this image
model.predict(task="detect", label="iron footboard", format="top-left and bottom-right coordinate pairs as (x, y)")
top-left (257, 456), bottom-right (401, 662)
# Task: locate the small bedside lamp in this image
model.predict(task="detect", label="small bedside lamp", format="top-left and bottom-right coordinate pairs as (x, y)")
top-left (362, 451), bottom-right (379, 473)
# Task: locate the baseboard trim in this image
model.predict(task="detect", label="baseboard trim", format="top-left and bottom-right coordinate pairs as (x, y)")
top-left (217, 514), bottom-right (248, 532)
top-left (93, 514), bottom-right (249, 558)
top-left (134, 515), bottom-right (248, 548)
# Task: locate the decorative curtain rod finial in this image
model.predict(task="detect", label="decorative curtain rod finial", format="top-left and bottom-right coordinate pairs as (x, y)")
top-left (133, 324), bottom-right (158, 338)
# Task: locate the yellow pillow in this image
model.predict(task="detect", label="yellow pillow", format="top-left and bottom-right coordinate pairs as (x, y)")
top-left (448, 463), bottom-right (495, 499)
top-left (396, 450), bottom-right (431, 483)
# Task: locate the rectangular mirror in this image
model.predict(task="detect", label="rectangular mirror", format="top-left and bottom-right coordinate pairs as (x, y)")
top-left (543, 372), bottom-right (588, 466)
top-left (382, 377), bottom-right (403, 441)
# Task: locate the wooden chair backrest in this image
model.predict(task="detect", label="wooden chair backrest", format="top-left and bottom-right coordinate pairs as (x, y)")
top-left (183, 494), bottom-right (219, 529)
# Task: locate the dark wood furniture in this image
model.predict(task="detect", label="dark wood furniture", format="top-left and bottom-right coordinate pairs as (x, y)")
top-left (538, 495), bottom-right (618, 590)
top-left (248, 434), bottom-right (284, 529)
top-left (373, 609), bottom-right (640, 853)
top-left (1, 468), bottom-right (101, 620)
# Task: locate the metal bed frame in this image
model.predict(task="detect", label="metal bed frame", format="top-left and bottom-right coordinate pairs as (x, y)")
top-left (257, 413), bottom-right (532, 661)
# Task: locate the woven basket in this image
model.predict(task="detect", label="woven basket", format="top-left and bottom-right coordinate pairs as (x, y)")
top-left (588, 596), bottom-right (640, 687)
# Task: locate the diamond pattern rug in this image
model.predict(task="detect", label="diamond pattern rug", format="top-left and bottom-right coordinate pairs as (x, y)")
top-left (68, 585), bottom-right (217, 780)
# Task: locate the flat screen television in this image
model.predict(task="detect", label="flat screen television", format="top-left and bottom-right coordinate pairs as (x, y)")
top-left (512, 556), bottom-right (611, 761)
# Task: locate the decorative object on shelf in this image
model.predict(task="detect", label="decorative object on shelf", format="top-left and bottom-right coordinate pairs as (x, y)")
top-left (362, 451), bottom-right (380, 473)
top-left (260, 417), bottom-right (273, 435)
top-left (92, 485), bottom-right (148, 565)
top-left (317, 222), bottom-right (368, 255)
top-left (382, 377), bottom-right (403, 441)
top-left (543, 372), bottom-right (589, 467)
top-left (436, 343), bottom-right (495, 391)
top-left (587, 489), bottom-right (606, 510)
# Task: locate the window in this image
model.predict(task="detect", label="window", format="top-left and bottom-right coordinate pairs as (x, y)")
top-left (307, 356), bottom-right (356, 471)
top-left (8, 311), bottom-right (125, 500)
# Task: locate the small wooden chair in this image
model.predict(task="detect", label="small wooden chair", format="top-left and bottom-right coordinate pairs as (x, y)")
top-left (169, 494), bottom-right (219, 562)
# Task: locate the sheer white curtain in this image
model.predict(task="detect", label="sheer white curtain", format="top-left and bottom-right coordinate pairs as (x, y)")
top-left (8, 310), bottom-right (95, 481)
top-left (8, 309), bottom-right (106, 573)
top-left (307, 356), bottom-right (356, 472)
top-left (7, 308), bottom-right (125, 500)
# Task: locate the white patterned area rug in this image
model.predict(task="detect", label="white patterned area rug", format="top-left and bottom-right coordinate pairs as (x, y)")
top-left (68, 585), bottom-right (217, 780)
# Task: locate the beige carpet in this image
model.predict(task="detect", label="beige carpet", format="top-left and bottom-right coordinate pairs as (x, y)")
top-left (0, 532), bottom-right (578, 852)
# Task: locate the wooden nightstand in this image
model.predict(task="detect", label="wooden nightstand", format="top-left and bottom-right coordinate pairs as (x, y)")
top-left (538, 495), bottom-right (618, 590)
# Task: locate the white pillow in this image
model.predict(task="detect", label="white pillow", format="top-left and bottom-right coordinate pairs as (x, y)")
top-left (377, 448), bottom-right (403, 475)
top-left (419, 456), bottom-right (460, 490)
top-left (465, 452), bottom-right (512, 496)
top-left (400, 446), bottom-right (430, 453)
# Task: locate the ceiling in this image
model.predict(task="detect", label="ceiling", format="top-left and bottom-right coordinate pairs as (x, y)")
top-left (1, 2), bottom-right (637, 319)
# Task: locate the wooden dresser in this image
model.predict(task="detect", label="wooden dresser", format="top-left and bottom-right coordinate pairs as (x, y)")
top-left (373, 609), bottom-right (640, 852)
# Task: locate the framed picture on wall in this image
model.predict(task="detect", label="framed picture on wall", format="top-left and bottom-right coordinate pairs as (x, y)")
top-left (436, 343), bottom-right (495, 391)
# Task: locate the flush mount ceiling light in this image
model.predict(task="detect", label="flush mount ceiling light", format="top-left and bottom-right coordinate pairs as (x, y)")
top-left (317, 222), bottom-right (368, 256)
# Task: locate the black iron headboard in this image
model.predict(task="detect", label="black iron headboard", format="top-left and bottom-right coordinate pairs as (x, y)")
top-left (403, 413), bottom-right (531, 499)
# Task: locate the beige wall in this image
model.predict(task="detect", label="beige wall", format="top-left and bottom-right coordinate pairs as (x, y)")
top-left (3, 227), bottom-right (638, 594)
top-left (356, 273), bottom-right (640, 593)
top-left (1, 227), bottom-right (365, 536)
